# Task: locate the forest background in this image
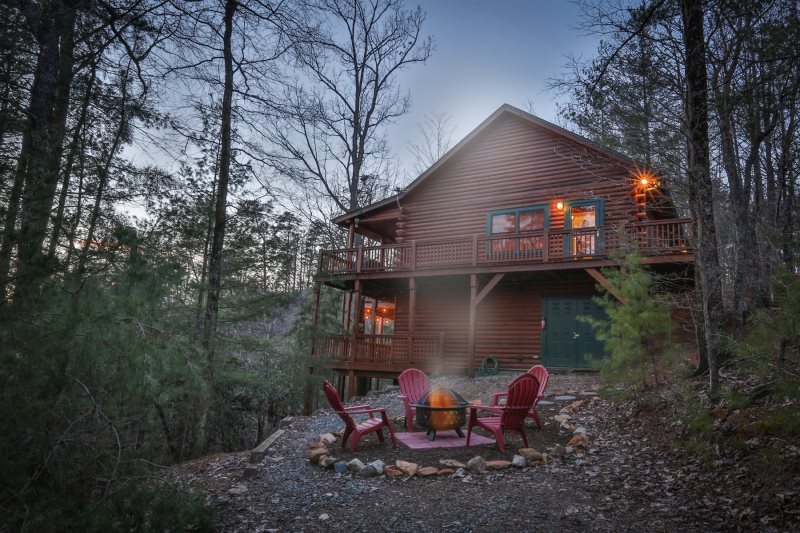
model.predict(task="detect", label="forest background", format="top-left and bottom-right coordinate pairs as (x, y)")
top-left (0, 0), bottom-right (798, 529)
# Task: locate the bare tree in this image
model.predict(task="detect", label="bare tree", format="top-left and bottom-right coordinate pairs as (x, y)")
top-left (267, 0), bottom-right (433, 213)
top-left (408, 111), bottom-right (454, 176)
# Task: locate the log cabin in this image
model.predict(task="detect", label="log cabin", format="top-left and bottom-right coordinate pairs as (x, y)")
top-left (308, 104), bottom-right (694, 403)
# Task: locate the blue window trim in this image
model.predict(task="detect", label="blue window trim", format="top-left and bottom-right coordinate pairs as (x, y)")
top-left (485, 204), bottom-right (550, 258)
top-left (485, 204), bottom-right (551, 234)
top-left (564, 199), bottom-right (605, 255)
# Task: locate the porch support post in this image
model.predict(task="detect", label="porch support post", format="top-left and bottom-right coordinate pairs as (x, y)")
top-left (348, 279), bottom-right (362, 364)
top-left (468, 274), bottom-right (478, 378)
top-left (347, 369), bottom-right (356, 400)
top-left (408, 277), bottom-right (416, 363)
top-left (468, 273), bottom-right (505, 378)
top-left (585, 268), bottom-right (627, 304)
top-left (303, 281), bottom-right (323, 415)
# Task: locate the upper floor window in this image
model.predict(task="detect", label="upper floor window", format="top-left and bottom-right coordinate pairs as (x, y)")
top-left (487, 205), bottom-right (549, 256)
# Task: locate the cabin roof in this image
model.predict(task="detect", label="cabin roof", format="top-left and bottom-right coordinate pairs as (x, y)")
top-left (333, 103), bottom-right (649, 226)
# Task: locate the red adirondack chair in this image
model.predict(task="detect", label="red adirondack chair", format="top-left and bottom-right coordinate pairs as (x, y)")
top-left (491, 364), bottom-right (550, 429)
top-left (397, 368), bottom-right (429, 432)
top-left (467, 373), bottom-right (539, 452)
top-left (323, 380), bottom-right (397, 452)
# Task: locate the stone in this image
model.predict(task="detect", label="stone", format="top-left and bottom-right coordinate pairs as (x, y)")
top-left (385, 466), bottom-right (404, 478)
top-left (307, 441), bottom-right (326, 450)
top-left (551, 444), bottom-right (566, 457)
top-left (573, 427), bottom-right (587, 435)
top-left (347, 458), bottom-right (365, 473)
top-left (486, 460), bottom-right (511, 470)
top-left (579, 391), bottom-right (599, 397)
top-left (359, 464), bottom-right (380, 477)
top-left (561, 400), bottom-right (586, 413)
top-left (320, 433), bottom-right (338, 445)
top-left (466, 456), bottom-right (487, 475)
top-left (319, 513), bottom-right (330, 521)
top-left (512, 455), bottom-right (527, 468)
top-left (553, 414), bottom-right (571, 424)
top-left (366, 460), bottom-right (385, 475)
top-left (437, 468), bottom-right (455, 476)
top-left (306, 448), bottom-right (330, 464)
top-left (452, 468), bottom-right (467, 478)
top-left (418, 466), bottom-right (439, 477)
top-left (242, 465), bottom-right (259, 479)
top-left (396, 460), bottom-right (419, 477)
top-left (554, 395), bottom-right (577, 401)
top-left (537, 400), bottom-right (555, 406)
top-left (567, 434), bottom-right (589, 451)
top-left (565, 446), bottom-right (575, 455)
top-left (321, 456), bottom-right (337, 468)
top-left (333, 461), bottom-right (348, 474)
top-left (518, 448), bottom-right (544, 461)
top-left (439, 459), bottom-right (466, 469)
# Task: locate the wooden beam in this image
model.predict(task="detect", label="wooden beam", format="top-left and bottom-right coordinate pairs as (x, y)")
top-left (585, 268), bottom-right (627, 304)
top-left (474, 273), bottom-right (505, 307)
top-left (408, 276), bottom-right (416, 338)
top-left (468, 274), bottom-right (477, 378)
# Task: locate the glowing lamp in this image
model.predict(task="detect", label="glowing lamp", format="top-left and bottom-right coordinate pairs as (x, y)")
top-left (556, 201), bottom-right (564, 210)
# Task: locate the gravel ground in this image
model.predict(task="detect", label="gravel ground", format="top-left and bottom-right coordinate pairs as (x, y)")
top-left (175, 373), bottom-right (797, 532)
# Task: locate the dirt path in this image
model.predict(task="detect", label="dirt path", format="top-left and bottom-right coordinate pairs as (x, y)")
top-left (175, 374), bottom-right (795, 532)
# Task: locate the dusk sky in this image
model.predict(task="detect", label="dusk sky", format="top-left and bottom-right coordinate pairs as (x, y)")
top-left (391, 0), bottom-right (600, 174)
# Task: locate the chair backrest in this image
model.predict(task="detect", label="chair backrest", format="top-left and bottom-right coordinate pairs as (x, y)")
top-left (398, 368), bottom-right (429, 404)
top-left (323, 380), bottom-right (356, 430)
top-left (501, 373), bottom-right (540, 427)
top-left (529, 365), bottom-right (549, 397)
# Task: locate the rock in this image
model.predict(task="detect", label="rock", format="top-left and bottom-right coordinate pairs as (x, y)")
top-left (418, 466), bottom-right (439, 476)
top-left (553, 414), bottom-right (571, 424)
top-left (396, 460), bottom-right (419, 477)
top-left (321, 456), bottom-right (337, 468)
top-left (565, 446), bottom-right (575, 455)
top-left (537, 399), bottom-right (555, 406)
top-left (518, 448), bottom-right (544, 461)
top-left (567, 434), bottom-right (589, 451)
top-left (385, 466), bottom-right (404, 478)
top-left (469, 399), bottom-right (483, 406)
top-left (573, 426), bottom-right (587, 435)
top-left (486, 460), bottom-right (511, 470)
top-left (551, 444), bottom-right (566, 457)
top-left (554, 395), bottom-right (577, 401)
top-left (560, 400), bottom-right (586, 413)
top-left (452, 468), bottom-right (467, 478)
top-left (306, 448), bottom-right (330, 464)
top-left (308, 441), bottom-right (326, 450)
top-left (319, 513), bottom-right (330, 521)
top-left (466, 456), bottom-right (487, 475)
top-left (439, 459), bottom-right (466, 469)
top-left (512, 455), bottom-right (527, 468)
top-left (320, 432), bottom-right (338, 445)
top-left (437, 468), bottom-right (455, 476)
top-left (579, 391), bottom-right (598, 397)
top-left (347, 458), bottom-right (365, 473)
top-left (228, 483), bottom-right (248, 495)
top-left (333, 461), bottom-right (348, 474)
top-left (359, 464), bottom-right (380, 477)
top-left (242, 465), bottom-right (259, 479)
top-left (366, 460), bottom-right (384, 475)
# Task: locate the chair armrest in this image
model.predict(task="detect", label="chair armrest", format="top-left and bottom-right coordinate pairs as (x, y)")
top-left (346, 406), bottom-right (386, 415)
top-left (344, 404), bottom-right (373, 412)
top-left (491, 392), bottom-right (508, 406)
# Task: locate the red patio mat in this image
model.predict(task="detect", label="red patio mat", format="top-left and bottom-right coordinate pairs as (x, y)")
top-left (396, 430), bottom-right (495, 449)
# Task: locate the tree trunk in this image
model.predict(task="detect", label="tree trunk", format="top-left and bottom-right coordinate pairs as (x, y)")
top-left (680, 0), bottom-right (723, 396)
top-left (14, 1), bottom-right (78, 298)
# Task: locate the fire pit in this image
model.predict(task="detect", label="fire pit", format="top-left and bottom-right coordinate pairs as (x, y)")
top-left (412, 388), bottom-right (470, 441)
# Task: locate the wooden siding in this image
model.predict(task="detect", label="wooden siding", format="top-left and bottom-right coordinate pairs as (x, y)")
top-left (397, 112), bottom-right (637, 242)
top-left (389, 273), bottom-right (598, 371)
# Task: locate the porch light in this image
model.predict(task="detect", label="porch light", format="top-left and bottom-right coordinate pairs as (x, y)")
top-left (556, 201), bottom-right (564, 211)
top-left (640, 177), bottom-right (649, 186)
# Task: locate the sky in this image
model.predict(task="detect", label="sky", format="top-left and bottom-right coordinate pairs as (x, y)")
top-left (388, 0), bottom-right (600, 174)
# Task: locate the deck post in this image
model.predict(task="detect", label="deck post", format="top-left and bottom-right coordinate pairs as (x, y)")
top-left (468, 273), bottom-right (477, 378)
top-left (410, 240), bottom-right (417, 270)
top-left (349, 280), bottom-right (362, 362)
top-left (408, 277), bottom-right (416, 362)
top-left (472, 234), bottom-right (478, 265)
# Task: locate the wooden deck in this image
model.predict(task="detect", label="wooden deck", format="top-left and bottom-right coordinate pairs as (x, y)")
top-left (312, 333), bottom-right (446, 372)
top-left (317, 219), bottom-right (693, 281)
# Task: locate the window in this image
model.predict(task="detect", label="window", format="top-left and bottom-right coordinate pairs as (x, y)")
top-left (566, 200), bottom-right (604, 256)
top-left (487, 205), bottom-right (549, 257)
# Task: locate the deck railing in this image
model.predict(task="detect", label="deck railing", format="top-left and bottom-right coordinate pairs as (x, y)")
top-left (312, 333), bottom-right (445, 368)
top-left (318, 219), bottom-right (693, 277)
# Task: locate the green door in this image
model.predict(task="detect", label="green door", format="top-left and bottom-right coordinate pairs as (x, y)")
top-left (542, 297), bottom-right (606, 368)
